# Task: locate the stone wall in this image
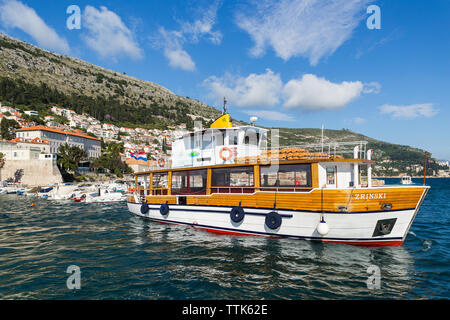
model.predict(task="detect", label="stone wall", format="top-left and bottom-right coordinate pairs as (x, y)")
top-left (0, 160), bottom-right (63, 186)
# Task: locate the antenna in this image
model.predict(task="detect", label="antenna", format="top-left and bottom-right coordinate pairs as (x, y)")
top-left (223, 97), bottom-right (227, 114)
top-left (321, 124), bottom-right (324, 153)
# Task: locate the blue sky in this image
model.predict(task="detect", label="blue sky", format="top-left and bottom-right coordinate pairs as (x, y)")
top-left (0, 0), bottom-right (449, 159)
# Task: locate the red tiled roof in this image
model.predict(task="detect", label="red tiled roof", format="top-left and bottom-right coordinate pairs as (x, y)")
top-left (16, 125), bottom-right (101, 141)
top-left (9, 137), bottom-right (50, 145)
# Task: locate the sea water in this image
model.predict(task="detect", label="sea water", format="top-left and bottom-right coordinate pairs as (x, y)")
top-left (0, 178), bottom-right (448, 299)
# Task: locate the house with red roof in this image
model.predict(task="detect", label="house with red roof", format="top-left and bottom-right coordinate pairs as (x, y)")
top-left (15, 125), bottom-right (101, 158)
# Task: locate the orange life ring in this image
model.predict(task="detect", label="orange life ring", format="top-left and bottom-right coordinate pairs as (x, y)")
top-left (158, 158), bottom-right (165, 167)
top-left (219, 147), bottom-right (233, 161)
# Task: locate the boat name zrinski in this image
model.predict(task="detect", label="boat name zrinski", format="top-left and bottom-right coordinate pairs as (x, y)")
top-left (354, 193), bottom-right (387, 200)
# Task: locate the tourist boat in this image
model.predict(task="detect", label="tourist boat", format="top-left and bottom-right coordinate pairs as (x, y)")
top-left (401, 175), bottom-right (413, 185)
top-left (127, 112), bottom-right (430, 246)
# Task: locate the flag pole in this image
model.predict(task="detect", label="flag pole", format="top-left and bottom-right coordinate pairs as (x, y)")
top-left (423, 151), bottom-right (428, 186)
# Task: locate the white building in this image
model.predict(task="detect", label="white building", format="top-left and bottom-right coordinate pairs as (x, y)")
top-left (438, 160), bottom-right (449, 167)
top-left (24, 110), bottom-right (38, 117)
top-left (0, 141), bottom-right (43, 161)
top-left (15, 126), bottom-right (101, 158)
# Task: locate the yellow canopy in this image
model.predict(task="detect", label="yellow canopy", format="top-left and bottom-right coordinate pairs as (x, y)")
top-left (210, 114), bottom-right (232, 129)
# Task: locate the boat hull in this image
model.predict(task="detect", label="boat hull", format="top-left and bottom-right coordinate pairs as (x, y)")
top-left (127, 201), bottom-right (424, 246)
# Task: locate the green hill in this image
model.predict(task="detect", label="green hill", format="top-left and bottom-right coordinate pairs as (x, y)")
top-left (0, 33), bottom-right (221, 130)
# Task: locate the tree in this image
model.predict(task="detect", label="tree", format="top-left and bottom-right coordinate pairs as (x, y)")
top-left (0, 152), bottom-right (5, 182)
top-left (91, 142), bottom-right (132, 177)
top-left (162, 138), bottom-right (168, 154)
top-left (57, 144), bottom-right (87, 173)
top-left (0, 118), bottom-right (20, 140)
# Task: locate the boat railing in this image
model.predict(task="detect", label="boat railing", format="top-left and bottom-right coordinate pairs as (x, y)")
top-left (139, 141), bottom-right (369, 172)
top-left (265, 141), bottom-right (368, 158)
top-left (233, 141), bottom-right (369, 164)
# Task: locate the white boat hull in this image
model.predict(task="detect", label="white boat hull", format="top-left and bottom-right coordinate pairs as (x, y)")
top-left (127, 202), bottom-right (422, 245)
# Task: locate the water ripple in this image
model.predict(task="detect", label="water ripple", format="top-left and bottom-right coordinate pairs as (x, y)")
top-left (0, 178), bottom-right (449, 299)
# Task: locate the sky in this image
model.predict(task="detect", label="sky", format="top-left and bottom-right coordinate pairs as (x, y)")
top-left (0, 0), bottom-right (449, 160)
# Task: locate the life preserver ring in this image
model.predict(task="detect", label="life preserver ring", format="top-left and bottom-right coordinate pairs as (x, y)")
top-left (230, 207), bottom-right (245, 223)
top-left (140, 203), bottom-right (149, 214)
top-left (160, 203), bottom-right (169, 216)
top-left (158, 158), bottom-right (165, 167)
top-left (265, 211), bottom-right (282, 230)
top-left (219, 147), bottom-right (233, 161)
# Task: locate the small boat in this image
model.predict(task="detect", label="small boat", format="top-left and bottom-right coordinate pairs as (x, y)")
top-left (4, 185), bottom-right (19, 194)
top-left (38, 187), bottom-right (54, 199)
top-left (401, 176), bottom-right (413, 185)
top-left (74, 188), bottom-right (126, 203)
top-left (47, 185), bottom-right (78, 200)
top-left (17, 188), bottom-right (34, 195)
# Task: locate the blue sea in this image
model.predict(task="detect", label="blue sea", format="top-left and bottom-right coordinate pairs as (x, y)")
top-left (0, 178), bottom-right (448, 299)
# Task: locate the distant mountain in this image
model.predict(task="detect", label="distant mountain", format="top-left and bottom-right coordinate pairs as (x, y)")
top-left (0, 33), bottom-right (221, 129)
top-left (274, 127), bottom-right (442, 176)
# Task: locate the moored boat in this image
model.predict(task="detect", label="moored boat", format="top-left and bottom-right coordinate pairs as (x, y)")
top-left (75, 188), bottom-right (126, 203)
top-left (127, 113), bottom-right (430, 246)
top-left (401, 175), bottom-right (413, 185)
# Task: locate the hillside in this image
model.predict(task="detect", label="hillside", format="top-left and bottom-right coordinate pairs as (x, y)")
top-left (0, 33), bottom-right (446, 177)
top-left (0, 33), bottom-right (221, 129)
top-left (274, 127), bottom-right (442, 176)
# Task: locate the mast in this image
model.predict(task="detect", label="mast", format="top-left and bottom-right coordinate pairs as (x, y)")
top-left (223, 97), bottom-right (228, 115)
top-left (423, 151), bottom-right (428, 185)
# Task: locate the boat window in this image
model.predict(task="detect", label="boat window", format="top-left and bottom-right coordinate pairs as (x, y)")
top-left (202, 132), bottom-right (213, 149)
top-left (326, 167), bottom-right (336, 185)
top-left (172, 169), bottom-right (207, 194)
top-left (172, 172), bottom-right (187, 190)
top-left (260, 164), bottom-right (312, 187)
top-left (213, 130), bottom-right (224, 146)
top-left (243, 130), bottom-right (259, 146)
top-left (228, 131), bottom-right (239, 145)
top-left (212, 166), bottom-right (254, 187)
top-left (153, 172), bottom-right (168, 188)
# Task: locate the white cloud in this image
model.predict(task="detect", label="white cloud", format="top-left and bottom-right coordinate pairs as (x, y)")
top-left (0, 0), bottom-right (69, 54)
top-left (243, 110), bottom-right (295, 122)
top-left (180, 3), bottom-right (223, 45)
top-left (352, 117), bottom-right (366, 125)
top-left (203, 70), bottom-right (379, 120)
top-left (283, 74), bottom-right (364, 110)
top-left (362, 81), bottom-right (381, 94)
top-left (164, 47), bottom-right (195, 71)
top-left (153, 2), bottom-right (222, 71)
top-left (203, 69), bottom-right (283, 108)
top-left (82, 6), bottom-right (143, 60)
top-left (379, 103), bottom-right (438, 119)
top-left (155, 27), bottom-right (196, 71)
top-left (236, 0), bottom-right (370, 65)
